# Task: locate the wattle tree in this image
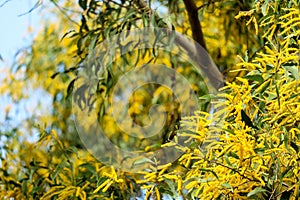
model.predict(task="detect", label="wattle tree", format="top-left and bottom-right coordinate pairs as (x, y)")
top-left (0, 0), bottom-right (299, 199)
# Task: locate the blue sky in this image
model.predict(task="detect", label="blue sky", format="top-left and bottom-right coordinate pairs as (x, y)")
top-left (0, 0), bottom-right (49, 139)
top-left (0, 0), bottom-right (40, 68)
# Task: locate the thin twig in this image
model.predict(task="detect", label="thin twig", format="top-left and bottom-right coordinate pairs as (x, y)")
top-left (197, 0), bottom-right (219, 10)
top-left (18, 0), bottom-right (41, 17)
top-left (214, 161), bottom-right (260, 183)
top-left (0, 0), bottom-right (11, 8)
top-left (273, 183), bottom-right (295, 199)
top-left (50, 0), bottom-right (80, 26)
top-left (268, 183), bottom-right (279, 200)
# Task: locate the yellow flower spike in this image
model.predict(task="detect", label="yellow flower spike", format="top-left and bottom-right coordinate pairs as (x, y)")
top-left (116, 178), bottom-right (124, 183)
top-left (149, 165), bottom-right (157, 171)
top-left (236, 77), bottom-right (249, 86)
top-left (102, 172), bottom-right (113, 179)
top-left (185, 180), bottom-right (198, 190)
top-left (195, 185), bottom-right (204, 197)
top-left (44, 178), bottom-right (54, 185)
top-left (79, 191), bottom-right (86, 200)
top-left (93, 179), bottom-right (110, 193)
top-left (253, 16), bottom-right (259, 35)
top-left (136, 179), bottom-right (150, 184)
top-left (281, 17), bottom-right (300, 29)
top-left (163, 174), bottom-right (178, 180)
top-left (144, 172), bottom-right (156, 179)
top-left (217, 143), bottom-right (234, 158)
top-left (177, 179), bottom-right (182, 193)
top-left (102, 180), bottom-right (113, 193)
top-left (158, 167), bottom-right (169, 176)
top-left (157, 163), bottom-right (172, 170)
top-left (81, 182), bottom-right (90, 190)
top-left (75, 187), bottom-right (81, 197)
top-left (263, 24), bottom-right (277, 38)
top-left (141, 185), bottom-right (154, 190)
top-left (256, 79), bottom-right (271, 92)
top-left (111, 166), bottom-right (117, 180)
top-left (51, 129), bottom-right (59, 140)
top-left (157, 177), bottom-right (164, 182)
top-left (155, 187), bottom-right (161, 200)
top-left (145, 173), bottom-right (157, 181)
top-left (145, 186), bottom-right (154, 199)
top-left (246, 16), bottom-right (253, 26)
top-left (279, 9), bottom-right (299, 20)
top-left (58, 186), bottom-right (77, 198)
top-left (235, 10), bottom-right (254, 19)
top-left (161, 142), bottom-right (176, 148)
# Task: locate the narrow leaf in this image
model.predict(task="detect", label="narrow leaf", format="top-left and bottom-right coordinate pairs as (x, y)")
top-left (247, 187), bottom-right (267, 197)
top-left (244, 75), bottom-right (264, 85)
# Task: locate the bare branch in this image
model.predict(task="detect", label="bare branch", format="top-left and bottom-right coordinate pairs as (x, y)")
top-left (133, 0), bottom-right (224, 89)
top-left (182, 0), bottom-right (207, 51)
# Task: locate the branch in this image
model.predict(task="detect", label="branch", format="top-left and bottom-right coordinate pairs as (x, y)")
top-left (133, 0), bottom-right (224, 90)
top-left (134, 0), bottom-right (155, 18)
top-left (182, 0), bottom-right (207, 51)
top-left (214, 161), bottom-right (260, 183)
top-left (197, 0), bottom-right (219, 11)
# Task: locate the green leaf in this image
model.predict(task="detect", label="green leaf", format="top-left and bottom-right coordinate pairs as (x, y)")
top-left (199, 94), bottom-right (213, 102)
top-left (259, 80), bottom-right (270, 94)
top-left (247, 187), bottom-right (267, 197)
top-left (67, 146), bottom-right (78, 155)
top-left (79, 163), bottom-right (96, 174)
top-left (224, 155), bottom-right (232, 166)
top-left (221, 182), bottom-right (233, 191)
top-left (163, 178), bottom-right (178, 198)
top-left (51, 160), bottom-right (66, 180)
top-left (228, 151), bottom-right (239, 159)
top-left (222, 128), bottom-right (235, 135)
top-left (275, 84), bottom-right (280, 108)
top-left (142, 12), bottom-right (149, 27)
top-left (280, 190), bottom-right (293, 200)
top-left (287, 93), bottom-right (300, 100)
top-left (245, 50), bottom-right (249, 62)
top-left (241, 110), bottom-right (258, 129)
top-left (262, 1), bottom-right (269, 16)
top-left (51, 72), bottom-right (60, 79)
top-left (66, 78), bottom-right (76, 100)
top-left (132, 157), bottom-right (155, 167)
top-left (123, 9), bottom-right (137, 23)
top-left (284, 65), bottom-right (299, 80)
top-left (22, 180), bottom-right (28, 194)
top-left (283, 127), bottom-right (290, 152)
top-left (291, 141), bottom-right (299, 152)
top-left (60, 30), bottom-right (76, 42)
top-left (244, 75), bottom-right (264, 85)
top-left (79, 0), bottom-right (87, 10)
top-left (200, 168), bottom-right (219, 179)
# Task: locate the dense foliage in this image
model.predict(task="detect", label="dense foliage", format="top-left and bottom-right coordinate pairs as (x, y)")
top-left (0, 0), bottom-right (299, 199)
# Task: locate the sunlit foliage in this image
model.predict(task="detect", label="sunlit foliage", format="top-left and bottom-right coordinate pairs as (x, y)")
top-left (0, 0), bottom-right (299, 199)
